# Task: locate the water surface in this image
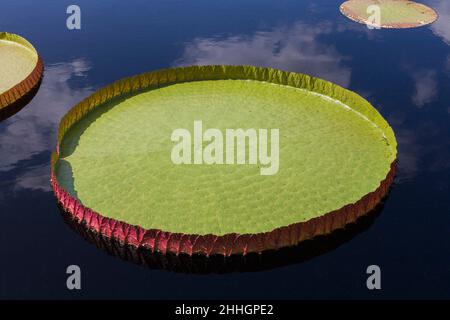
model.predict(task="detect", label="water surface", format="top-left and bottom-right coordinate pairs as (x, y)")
top-left (0, 0), bottom-right (449, 299)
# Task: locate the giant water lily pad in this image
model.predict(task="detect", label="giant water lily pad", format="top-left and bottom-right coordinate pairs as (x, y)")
top-left (340, 0), bottom-right (438, 29)
top-left (0, 32), bottom-right (43, 116)
top-left (51, 65), bottom-right (397, 256)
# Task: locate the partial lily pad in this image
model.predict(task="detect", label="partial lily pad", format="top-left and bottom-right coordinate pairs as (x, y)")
top-left (0, 32), bottom-right (43, 118)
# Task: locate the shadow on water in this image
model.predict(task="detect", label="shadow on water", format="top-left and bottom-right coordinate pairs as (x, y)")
top-left (57, 194), bottom-right (391, 274)
top-left (0, 79), bottom-right (42, 122)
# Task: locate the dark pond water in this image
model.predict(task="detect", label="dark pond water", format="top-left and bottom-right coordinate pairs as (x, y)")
top-left (0, 0), bottom-right (449, 299)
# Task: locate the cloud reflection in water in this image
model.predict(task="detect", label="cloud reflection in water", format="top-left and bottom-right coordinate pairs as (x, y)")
top-left (174, 22), bottom-right (352, 87)
top-left (0, 59), bottom-right (93, 191)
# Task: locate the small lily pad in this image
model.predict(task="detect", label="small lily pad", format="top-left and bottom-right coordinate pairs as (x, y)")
top-left (340, 0), bottom-right (438, 29)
